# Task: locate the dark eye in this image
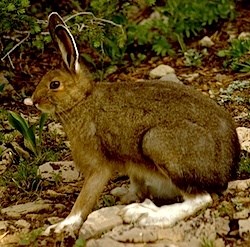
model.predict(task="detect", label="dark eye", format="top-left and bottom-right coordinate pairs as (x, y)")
top-left (50, 81), bottom-right (60, 90)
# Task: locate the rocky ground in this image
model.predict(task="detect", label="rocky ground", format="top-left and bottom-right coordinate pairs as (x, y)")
top-left (1, 4), bottom-right (250, 247)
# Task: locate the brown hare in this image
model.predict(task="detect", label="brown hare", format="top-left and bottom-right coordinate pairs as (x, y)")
top-left (28, 12), bottom-right (240, 234)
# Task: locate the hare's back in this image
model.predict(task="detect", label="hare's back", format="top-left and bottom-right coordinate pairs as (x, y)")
top-left (93, 80), bottom-right (232, 127)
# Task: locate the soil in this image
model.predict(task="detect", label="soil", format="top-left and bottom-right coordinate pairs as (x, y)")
top-left (0, 3), bottom-right (250, 247)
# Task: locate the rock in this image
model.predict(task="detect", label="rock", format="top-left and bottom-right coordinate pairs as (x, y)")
top-left (199, 36), bottom-right (214, 47)
top-left (87, 238), bottom-right (126, 247)
top-left (160, 73), bottom-right (182, 84)
top-left (215, 218), bottom-right (230, 236)
top-left (80, 206), bottom-right (124, 240)
top-left (228, 179), bottom-right (250, 191)
top-left (149, 65), bottom-right (175, 78)
top-left (47, 216), bottom-right (63, 225)
top-left (48, 122), bottom-right (66, 137)
top-left (38, 161), bottom-right (82, 182)
top-left (11, 141), bottom-right (30, 160)
top-left (236, 127), bottom-right (250, 152)
top-left (181, 73), bottom-right (199, 83)
top-left (0, 147), bottom-right (14, 173)
top-left (0, 72), bottom-right (16, 98)
top-left (15, 219), bottom-right (31, 229)
top-left (214, 238), bottom-right (225, 247)
top-left (239, 218), bottom-right (250, 237)
top-left (233, 209), bottom-right (250, 219)
top-left (0, 221), bottom-right (9, 232)
top-left (110, 226), bottom-right (158, 243)
top-left (1, 200), bottom-right (52, 218)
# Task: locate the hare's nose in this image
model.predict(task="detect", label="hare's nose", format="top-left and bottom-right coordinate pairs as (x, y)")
top-left (24, 97), bottom-right (34, 106)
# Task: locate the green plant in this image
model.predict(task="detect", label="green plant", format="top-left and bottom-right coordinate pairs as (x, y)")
top-left (218, 38), bottom-right (250, 72)
top-left (239, 152), bottom-right (250, 175)
top-left (200, 238), bottom-right (215, 247)
top-left (12, 159), bottom-right (41, 192)
top-left (184, 48), bottom-right (203, 67)
top-left (19, 228), bottom-right (43, 246)
top-left (73, 237), bottom-right (86, 247)
top-left (217, 80), bottom-right (250, 104)
top-left (8, 111), bottom-right (47, 156)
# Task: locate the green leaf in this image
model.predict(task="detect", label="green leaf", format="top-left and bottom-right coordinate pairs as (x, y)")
top-left (38, 113), bottom-right (48, 143)
top-left (8, 111), bottom-right (29, 139)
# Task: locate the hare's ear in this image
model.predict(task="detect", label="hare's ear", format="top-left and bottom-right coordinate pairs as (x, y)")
top-left (48, 12), bottom-right (80, 73)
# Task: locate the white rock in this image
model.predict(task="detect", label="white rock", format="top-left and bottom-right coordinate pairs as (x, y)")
top-left (228, 179), bottom-right (250, 191)
top-left (199, 36), bottom-right (214, 47)
top-left (87, 238), bottom-right (125, 247)
top-left (149, 65), bottom-right (175, 79)
top-left (181, 73), bottom-right (199, 83)
top-left (1, 200), bottom-right (51, 218)
top-left (233, 209), bottom-right (250, 219)
top-left (15, 219), bottom-right (31, 229)
top-left (239, 218), bottom-right (250, 237)
top-left (0, 221), bottom-right (9, 232)
top-left (160, 73), bottom-right (182, 84)
top-left (110, 226), bottom-right (158, 243)
top-left (38, 161), bottom-right (82, 182)
top-left (80, 205), bottom-right (124, 240)
top-left (236, 127), bottom-right (250, 152)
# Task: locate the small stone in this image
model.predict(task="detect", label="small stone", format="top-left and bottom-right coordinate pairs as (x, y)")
top-left (228, 179), bottom-right (250, 191)
top-left (24, 98), bottom-right (33, 106)
top-left (236, 127), bottom-right (250, 152)
top-left (149, 64), bottom-right (175, 78)
top-left (233, 209), bottom-right (249, 219)
top-left (86, 238), bottom-right (125, 247)
top-left (160, 73), bottom-right (182, 84)
top-left (239, 218), bottom-right (250, 237)
top-left (15, 219), bottom-right (31, 229)
top-left (215, 218), bottom-right (230, 236)
top-left (38, 161), bottom-right (82, 182)
top-left (111, 227), bottom-right (158, 243)
top-left (1, 200), bottom-right (52, 218)
top-left (182, 73), bottom-right (199, 83)
top-left (47, 216), bottom-right (62, 225)
top-left (80, 206), bottom-right (124, 240)
top-left (214, 238), bottom-right (225, 247)
top-left (111, 186), bottom-right (128, 197)
top-left (0, 221), bottom-right (9, 232)
top-left (199, 36), bottom-right (214, 47)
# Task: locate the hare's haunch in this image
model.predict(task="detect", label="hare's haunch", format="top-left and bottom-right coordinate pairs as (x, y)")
top-left (30, 12), bottom-right (240, 235)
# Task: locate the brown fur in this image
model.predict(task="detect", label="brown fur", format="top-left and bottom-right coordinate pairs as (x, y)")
top-left (32, 13), bottom-right (240, 226)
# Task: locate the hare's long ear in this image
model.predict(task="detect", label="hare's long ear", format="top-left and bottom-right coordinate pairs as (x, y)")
top-left (48, 12), bottom-right (80, 73)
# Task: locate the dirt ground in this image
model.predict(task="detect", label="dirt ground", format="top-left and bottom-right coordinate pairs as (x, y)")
top-left (0, 3), bottom-right (250, 247)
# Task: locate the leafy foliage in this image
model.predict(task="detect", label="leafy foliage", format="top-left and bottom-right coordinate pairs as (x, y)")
top-left (0, 0), bottom-right (236, 75)
top-left (218, 38), bottom-right (250, 72)
top-left (8, 111), bottom-right (47, 156)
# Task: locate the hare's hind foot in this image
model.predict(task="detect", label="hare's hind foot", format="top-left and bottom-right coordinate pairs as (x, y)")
top-left (43, 213), bottom-right (82, 236)
top-left (121, 193), bottom-right (212, 227)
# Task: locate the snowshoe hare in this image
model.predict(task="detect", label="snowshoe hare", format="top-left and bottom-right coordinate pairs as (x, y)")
top-left (29, 12), bottom-right (240, 234)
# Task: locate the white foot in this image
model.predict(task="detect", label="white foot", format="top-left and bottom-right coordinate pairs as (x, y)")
top-left (121, 194), bottom-right (212, 227)
top-left (43, 213), bottom-right (83, 235)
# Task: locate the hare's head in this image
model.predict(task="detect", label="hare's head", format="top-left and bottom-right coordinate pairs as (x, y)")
top-left (31, 12), bottom-right (92, 114)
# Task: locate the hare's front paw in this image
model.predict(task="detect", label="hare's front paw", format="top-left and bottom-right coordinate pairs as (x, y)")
top-left (43, 214), bottom-right (83, 235)
top-left (121, 194), bottom-right (212, 227)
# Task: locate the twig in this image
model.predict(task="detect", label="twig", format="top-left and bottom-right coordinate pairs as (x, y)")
top-left (64, 12), bottom-right (123, 29)
top-left (0, 231), bottom-right (9, 241)
top-left (1, 32), bottom-right (30, 62)
top-left (7, 55), bottom-right (14, 69)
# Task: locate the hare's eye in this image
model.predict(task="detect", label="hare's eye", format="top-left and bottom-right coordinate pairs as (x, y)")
top-left (50, 81), bottom-right (60, 90)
